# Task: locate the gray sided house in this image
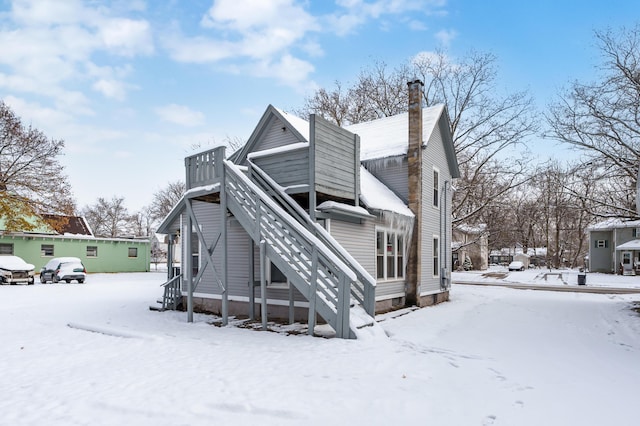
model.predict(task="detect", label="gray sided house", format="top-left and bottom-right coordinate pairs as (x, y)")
top-left (588, 218), bottom-right (640, 275)
top-left (158, 80), bottom-right (460, 339)
top-left (0, 215), bottom-right (150, 274)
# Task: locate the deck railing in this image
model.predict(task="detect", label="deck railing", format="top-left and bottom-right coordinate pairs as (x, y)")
top-left (224, 160), bottom-right (357, 338)
top-left (185, 146), bottom-right (226, 190)
top-left (247, 160), bottom-right (376, 316)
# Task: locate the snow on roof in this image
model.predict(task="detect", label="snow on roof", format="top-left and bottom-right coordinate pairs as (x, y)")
top-left (345, 105), bottom-right (445, 161)
top-left (455, 223), bottom-right (487, 234)
top-left (359, 166), bottom-right (414, 217)
top-left (587, 218), bottom-right (640, 231)
top-left (275, 107), bottom-right (309, 141)
top-left (317, 201), bottom-right (372, 218)
top-left (247, 142), bottom-right (308, 159)
top-left (616, 239), bottom-right (640, 250)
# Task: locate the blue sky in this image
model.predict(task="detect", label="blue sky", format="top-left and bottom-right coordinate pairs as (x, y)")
top-left (0, 0), bottom-right (637, 212)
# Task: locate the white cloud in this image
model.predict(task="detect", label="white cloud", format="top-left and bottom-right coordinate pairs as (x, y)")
top-left (99, 18), bottom-right (154, 56)
top-left (155, 104), bottom-right (206, 127)
top-left (435, 28), bottom-right (457, 47)
top-left (0, 0), bottom-right (153, 111)
top-left (92, 79), bottom-right (129, 101)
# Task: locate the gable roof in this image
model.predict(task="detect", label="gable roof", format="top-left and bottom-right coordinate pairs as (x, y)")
top-left (345, 105), bottom-right (443, 160)
top-left (345, 105), bottom-right (460, 178)
top-left (41, 214), bottom-right (93, 236)
top-left (231, 105), bottom-right (309, 164)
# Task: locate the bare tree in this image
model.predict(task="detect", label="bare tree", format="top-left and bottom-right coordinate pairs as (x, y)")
top-left (149, 180), bottom-right (185, 224)
top-left (0, 101), bottom-right (75, 231)
top-left (547, 24), bottom-right (640, 218)
top-left (82, 197), bottom-right (130, 237)
top-left (129, 206), bottom-right (153, 237)
top-left (298, 50), bottom-right (538, 225)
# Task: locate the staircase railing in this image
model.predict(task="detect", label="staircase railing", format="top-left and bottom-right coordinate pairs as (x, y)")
top-left (224, 160), bottom-right (358, 338)
top-left (161, 274), bottom-right (182, 310)
top-left (247, 160), bottom-right (376, 316)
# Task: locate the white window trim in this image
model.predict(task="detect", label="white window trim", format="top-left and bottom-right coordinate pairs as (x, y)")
top-left (433, 166), bottom-right (440, 209)
top-left (433, 234), bottom-right (440, 278)
top-left (375, 228), bottom-right (406, 282)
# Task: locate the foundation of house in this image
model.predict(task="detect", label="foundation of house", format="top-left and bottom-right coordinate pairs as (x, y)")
top-left (185, 290), bottom-right (449, 324)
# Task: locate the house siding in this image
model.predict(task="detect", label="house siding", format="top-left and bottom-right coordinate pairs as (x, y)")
top-left (420, 119), bottom-right (453, 295)
top-left (251, 147), bottom-right (309, 189)
top-left (254, 116), bottom-right (301, 152)
top-left (362, 157), bottom-right (408, 202)
top-left (328, 218), bottom-right (375, 277)
top-left (313, 115), bottom-right (359, 201)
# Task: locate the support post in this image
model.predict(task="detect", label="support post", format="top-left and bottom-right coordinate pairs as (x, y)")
top-left (260, 240), bottom-right (267, 330)
top-left (249, 238), bottom-right (255, 321)
top-left (288, 285), bottom-right (295, 324)
top-left (220, 161), bottom-right (228, 326)
top-left (307, 248), bottom-right (318, 336)
top-left (185, 201), bottom-right (194, 323)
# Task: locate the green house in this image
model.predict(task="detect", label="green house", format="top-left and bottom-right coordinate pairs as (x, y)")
top-left (0, 215), bottom-right (150, 274)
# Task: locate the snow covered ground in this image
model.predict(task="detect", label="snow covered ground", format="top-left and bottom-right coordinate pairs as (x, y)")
top-left (453, 264), bottom-right (640, 289)
top-left (1, 270), bottom-right (639, 425)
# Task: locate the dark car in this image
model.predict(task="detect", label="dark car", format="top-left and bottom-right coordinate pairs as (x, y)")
top-left (40, 257), bottom-right (87, 283)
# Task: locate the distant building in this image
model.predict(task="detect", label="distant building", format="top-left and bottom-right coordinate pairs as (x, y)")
top-left (587, 218), bottom-right (640, 275)
top-left (452, 223), bottom-right (488, 270)
top-left (0, 214), bottom-right (150, 274)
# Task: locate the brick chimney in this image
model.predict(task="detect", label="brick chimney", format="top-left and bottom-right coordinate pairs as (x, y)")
top-left (406, 79), bottom-right (423, 306)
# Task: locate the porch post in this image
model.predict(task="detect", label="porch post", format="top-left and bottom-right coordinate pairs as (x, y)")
top-left (249, 238), bottom-right (255, 320)
top-left (260, 240), bottom-right (267, 330)
top-left (185, 201), bottom-right (194, 323)
top-left (220, 160), bottom-right (228, 326)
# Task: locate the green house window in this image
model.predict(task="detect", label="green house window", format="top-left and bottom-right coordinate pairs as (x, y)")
top-left (0, 243), bottom-right (13, 255)
top-left (41, 244), bottom-right (54, 257)
top-left (87, 246), bottom-right (98, 257)
top-left (128, 247), bottom-right (138, 258)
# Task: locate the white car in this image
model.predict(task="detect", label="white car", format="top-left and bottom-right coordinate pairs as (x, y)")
top-left (40, 257), bottom-right (87, 284)
top-left (0, 255), bottom-right (35, 285)
top-left (508, 261), bottom-right (525, 271)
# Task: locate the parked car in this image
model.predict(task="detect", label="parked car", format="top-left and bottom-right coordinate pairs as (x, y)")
top-left (0, 255), bottom-right (35, 285)
top-left (508, 261), bottom-right (525, 271)
top-left (40, 257), bottom-right (87, 284)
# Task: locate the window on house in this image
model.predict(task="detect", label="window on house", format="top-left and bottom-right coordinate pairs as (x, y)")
top-left (87, 246), bottom-right (98, 257)
top-left (433, 168), bottom-right (440, 208)
top-left (267, 258), bottom-right (289, 289)
top-left (433, 236), bottom-right (440, 277)
top-left (397, 235), bottom-right (404, 279)
top-left (191, 231), bottom-right (200, 275)
top-left (595, 240), bottom-right (608, 248)
top-left (128, 247), bottom-right (138, 258)
top-left (376, 230), bottom-right (405, 280)
top-left (0, 243), bottom-right (13, 255)
top-left (41, 244), bottom-right (54, 257)
top-left (376, 231), bottom-right (385, 279)
top-left (634, 228), bottom-right (640, 238)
